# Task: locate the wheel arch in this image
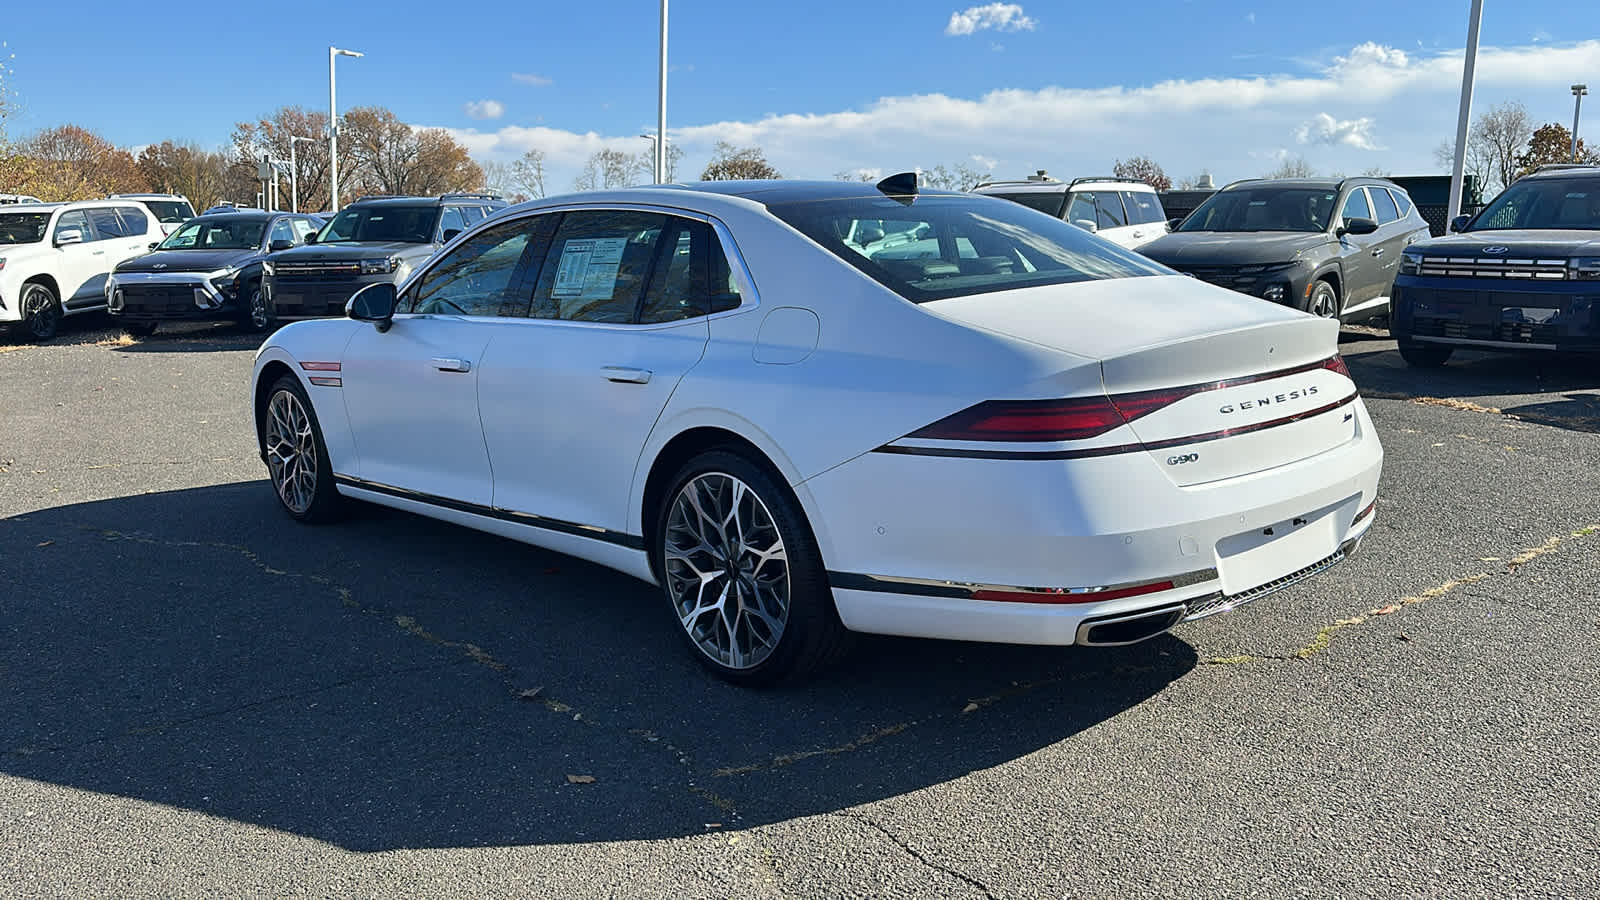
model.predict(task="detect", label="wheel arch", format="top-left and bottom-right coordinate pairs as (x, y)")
top-left (1311, 265), bottom-right (1341, 300)
top-left (22, 273), bottom-right (62, 304)
top-left (252, 359), bottom-right (298, 459)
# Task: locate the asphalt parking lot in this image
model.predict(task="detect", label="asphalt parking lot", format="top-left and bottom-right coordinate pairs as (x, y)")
top-left (3, 315), bottom-right (1599, 899)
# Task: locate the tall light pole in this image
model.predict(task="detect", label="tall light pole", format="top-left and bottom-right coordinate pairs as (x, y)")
top-left (289, 135), bottom-right (315, 213)
top-left (656, 0), bottom-right (668, 184)
top-left (1572, 84), bottom-right (1589, 162)
top-left (1447, 0), bottom-right (1484, 224)
top-left (640, 132), bottom-right (669, 182)
top-left (329, 46), bottom-right (364, 213)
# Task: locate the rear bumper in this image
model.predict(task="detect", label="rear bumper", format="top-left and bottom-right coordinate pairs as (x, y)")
top-left (1391, 278), bottom-right (1600, 352)
top-left (802, 399), bottom-right (1382, 646)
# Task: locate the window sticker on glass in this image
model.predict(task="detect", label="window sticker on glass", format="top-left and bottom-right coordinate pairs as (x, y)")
top-left (551, 237), bottom-right (628, 300)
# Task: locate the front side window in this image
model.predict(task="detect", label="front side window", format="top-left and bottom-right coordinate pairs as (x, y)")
top-left (116, 208), bottom-right (149, 236)
top-left (1470, 176), bottom-right (1600, 230)
top-left (54, 210), bottom-right (91, 242)
top-left (532, 210), bottom-right (670, 322)
top-left (269, 218), bottom-right (295, 246)
top-left (767, 194), bottom-right (1171, 303)
top-left (291, 217), bottom-right (319, 241)
top-left (1178, 188), bottom-right (1338, 233)
top-left (0, 212), bottom-right (52, 245)
top-left (407, 217), bottom-right (550, 317)
top-left (438, 206), bottom-right (467, 239)
top-left (1340, 188), bottom-right (1373, 224)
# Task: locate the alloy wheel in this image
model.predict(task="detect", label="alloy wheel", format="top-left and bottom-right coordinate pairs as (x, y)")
top-left (264, 389), bottom-right (318, 515)
top-left (249, 290), bottom-right (270, 331)
top-left (663, 472), bottom-right (791, 670)
top-left (22, 286), bottom-right (59, 339)
top-left (1308, 283), bottom-right (1339, 319)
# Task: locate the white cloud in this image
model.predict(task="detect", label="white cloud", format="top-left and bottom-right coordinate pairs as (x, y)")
top-left (1245, 12), bottom-right (1255, 25)
top-left (511, 73), bottom-right (553, 86)
top-left (946, 3), bottom-right (1035, 37)
top-left (1294, 112), bottom-right (1383, 150)
top-left (433, 40), bottom-right (1600, 195)
top-left (464, 100), bottom-right (505, 120)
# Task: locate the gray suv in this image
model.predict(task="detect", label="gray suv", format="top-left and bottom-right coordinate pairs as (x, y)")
top-left (1139, 177), bottom-right (1432, 323)
top-left (261, 193), bottom-right (507, 322)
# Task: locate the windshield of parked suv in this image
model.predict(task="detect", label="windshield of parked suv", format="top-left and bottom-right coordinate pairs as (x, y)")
top-left (142, 200), bottom-right (195, 223)
top-left (1468, 176), bottom-right (1600, 230)
top-left (157, 217), bottom-right (267, 250)
top-left (0, 212), bottom-right (51, 244)
top-left (1178, 187), bottom-right (1338, 233)
top-left (316, 205), bottom-right (437, 243)
top-left (767, 194), bottom-right (1172, 303)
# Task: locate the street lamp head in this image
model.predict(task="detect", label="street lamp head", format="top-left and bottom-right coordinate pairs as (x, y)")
top-left (334, 47), bottom-right (364, 58)
top-left (1574, 84), bottom-right (1589, 95)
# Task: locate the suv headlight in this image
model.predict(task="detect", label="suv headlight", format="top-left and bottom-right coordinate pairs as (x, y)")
top-left (208, 266), bottom-right (241, 295)
top-left (1399, 252), bottom-right (1423, 275)
top-left (1569, 257), bottom-right (1600, 280)
top-left (360, 257), bottom-right (400, 275)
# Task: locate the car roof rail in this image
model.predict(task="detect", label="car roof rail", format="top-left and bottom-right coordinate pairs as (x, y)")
top-left (1533, 163), bottom-right (1598, 173)
top-left (1064, 175), bottom-right (1151, 188)
top-left (439, 191), bottom-right (505, 201)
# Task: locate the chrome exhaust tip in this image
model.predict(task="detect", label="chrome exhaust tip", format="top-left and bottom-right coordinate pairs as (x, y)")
top-left (1076, 604), bottom-right (1188, 647)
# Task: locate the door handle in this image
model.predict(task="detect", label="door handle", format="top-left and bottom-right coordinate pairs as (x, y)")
top-left (91, 250), bottom-right (106, 256)
top-left (1371, 248), bottom-right (1384, 257)
top-left (602, 366), bottom-right (652, 384)
top-left (431, 357), bottom-right (472, 373)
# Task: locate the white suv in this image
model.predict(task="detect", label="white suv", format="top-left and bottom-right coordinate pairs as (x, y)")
top-left (971, 172), bottom-right (1171, 250)
top-left (109, 193), bottom-right (197, 236)
top-left (0, 200), bottom-right (156, 341)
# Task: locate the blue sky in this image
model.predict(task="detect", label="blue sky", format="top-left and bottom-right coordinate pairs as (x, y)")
top-left (3, 1), bottom-right (1597, 191)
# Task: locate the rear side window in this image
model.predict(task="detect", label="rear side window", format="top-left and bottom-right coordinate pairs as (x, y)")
top-left (87, 207), bottom-right (126, 240)
top-left (461, 205), bottom-right (486, 224)
top-left (532, 210), bottom-right (670, 322)
top-left (1370, 187), bottom-right (1400, 224)
top-left (1120, 190), bottom-right (1165, 225)
top-left (1389, 188), bottom-right (1413, 217)
top-left (116, 208), bottom-right (149, 236)
top-left (982, 191), bottom-right (1067, 218)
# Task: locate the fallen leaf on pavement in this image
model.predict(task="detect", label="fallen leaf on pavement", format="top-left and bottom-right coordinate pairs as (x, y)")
top-left (566, 774), bottom-right (596, 784)
top-left (517, 687), bottom-right (544, 701)
top-left (1369, 604), bottom-right (1402, 616)
top-left (1396, 633), bottom-right (1412, 642)
top-left (961, 702), bottom-right (979, 714)
top-left (35, 541), bottom-right (53, 547)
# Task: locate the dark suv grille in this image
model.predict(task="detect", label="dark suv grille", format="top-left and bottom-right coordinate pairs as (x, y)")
top-left (273, 260), bottom-right (364, 278)
top-left (1410, 317), bottom-right (1561, 345)
top-left (1416, 257), bottom-right (1567, 280)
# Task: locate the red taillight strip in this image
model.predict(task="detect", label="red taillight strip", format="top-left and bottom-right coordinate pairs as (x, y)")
top-left (881, 391), bottom-right (1359, 461)
top-left (299, 361), bottom-right (342, 372)
top-left (973, 579), bottom-right (1176, 605)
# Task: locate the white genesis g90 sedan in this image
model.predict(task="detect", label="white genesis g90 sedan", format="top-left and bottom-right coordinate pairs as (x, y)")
top-left (250, 174), bottom-right (1382, 684)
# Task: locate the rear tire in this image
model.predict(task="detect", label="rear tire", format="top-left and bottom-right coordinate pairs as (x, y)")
top-left (21, 282), bottom-right (61, 342)
top-left (1398, 342), bottom-right (1453, 368)
top-left (262, 375), bottom-right (344, 523)
top-left (653, 449), bottom-right (852, 685)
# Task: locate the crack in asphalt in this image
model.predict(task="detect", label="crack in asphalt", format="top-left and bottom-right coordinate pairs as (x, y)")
top-left (831, 810), bottom-right (1002, 899)
top-left (1204, 523), bottom-right (1598, 666)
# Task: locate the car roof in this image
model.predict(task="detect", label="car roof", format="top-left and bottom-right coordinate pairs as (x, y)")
top-left (1220, 176), bottom-right (1405, 192)
top-left (189, 211), bottom-right (275, 222)
top-left (971, 176), bottom-right (1158, 194)
top-left (347, 193), bottom-right (507, 207)
top-left (1519, 164), bottom-right (1600, 180)
top-left (3, 200), bottom-right (143, 212)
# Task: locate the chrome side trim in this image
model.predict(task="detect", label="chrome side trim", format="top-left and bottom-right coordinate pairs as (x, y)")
top-left (1412, 335), bottom-right (1560, 350)
top-left (827, 567), bottom-right (1218, 601)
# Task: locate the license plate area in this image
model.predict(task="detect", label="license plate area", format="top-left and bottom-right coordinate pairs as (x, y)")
top-left (1214, 502), bottom-right (1345, 596)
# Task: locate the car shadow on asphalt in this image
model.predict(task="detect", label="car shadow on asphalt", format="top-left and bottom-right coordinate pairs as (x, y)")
top-left (0, 483), bottom-right (1197, 851)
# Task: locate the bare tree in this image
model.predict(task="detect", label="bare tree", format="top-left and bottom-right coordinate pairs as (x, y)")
top-left (833, 168), bottom-right (879, 182)
top-left (918, 162), bottom-right (992, 191)
top-left (1263, 156), bottom-right (1314, 179)
top-left (510, 148), bottom-right (549, 198)
top-left (232, 106), bottom-right (333, 211)
top-left (1472, 101), bottom-right (1534, 194)
top-left (1175, 173), bottom-right (1209, 190)
top-left (630, 140), bottom-right (684, 184)
top-left (1112, 156), bottom-right (1172, 191)
top-left (339, 106), bottom-right (483, 198)
top-left (574, 147), bottom-right (636, 191)
top-left (700, 141), bottom-right (780, 181)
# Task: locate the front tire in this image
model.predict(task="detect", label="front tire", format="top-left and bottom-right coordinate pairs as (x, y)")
top-left (240, 286), bottom-right (273, 334)
top-left (262, 375), bottom-right (343, 523)
top-left (1300, 279), bottom-right (1341, 320)
top-left (1398, 342), bottom-right (1453, 368)
top-left (654, 449), bottom-right (851, 685)
top-left (21, 282), bottom-right (61, 342)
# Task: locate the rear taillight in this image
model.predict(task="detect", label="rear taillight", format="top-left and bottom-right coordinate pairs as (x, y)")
top-left (973, 579), bottom-right (1177, 605)
top-left (909, 396), bottom-right (1131, 442)
top-left (1322, 355), bottom-right (1351, 378)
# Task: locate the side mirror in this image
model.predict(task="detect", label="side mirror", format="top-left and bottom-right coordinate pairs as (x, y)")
top-left (1167, 217), bottom-right (1185, 230)
top-left (55, 228), bottom-right (84, 246)
top-left (1070, 218), bottom-right (1098, 233)
top-left (269, 238), bottom-right (294, 252)
top-left (1338, 217), bottom-right (1379, 237)
top-left (346, 281), bottom-right (397, 332)
top-left (148, 241), bottom-right (160, 251)
top-left (440, 228), bottom-right (462, 243)
top-left (1449, 214), bottom-right (1472, 233)
top-left (304, 232), bottom-right (319, 244)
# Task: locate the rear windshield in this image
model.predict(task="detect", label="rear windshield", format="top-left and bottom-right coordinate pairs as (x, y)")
top-left (317, 205), bottom-right (438, 243)
top-left (143, 200), bottom-right (195, 223)
top-left (1469, 176), bottom-right (1600, 230)
top-left (979, 191), bottom-right (1067, 218)
top-left (767, 194), bottom-right (1171, 303)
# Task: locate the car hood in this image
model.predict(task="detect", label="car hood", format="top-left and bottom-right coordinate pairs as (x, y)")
top-left (273, 241), bottom-right (428, 261)
top-left (115, 248), bottom-right (259, 273)
top-left (1413, 229), bottom-right (1600, 258)
top-left (1139, 231), bottom-right (1332, 267)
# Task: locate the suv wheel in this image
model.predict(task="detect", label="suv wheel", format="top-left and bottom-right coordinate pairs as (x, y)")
top-left (21, 282), bottom-right (61, 342)
top-left (1301, 280), bottom-right (1341, 320)
top-left (1398, 342), bottom-right (1453, 368)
